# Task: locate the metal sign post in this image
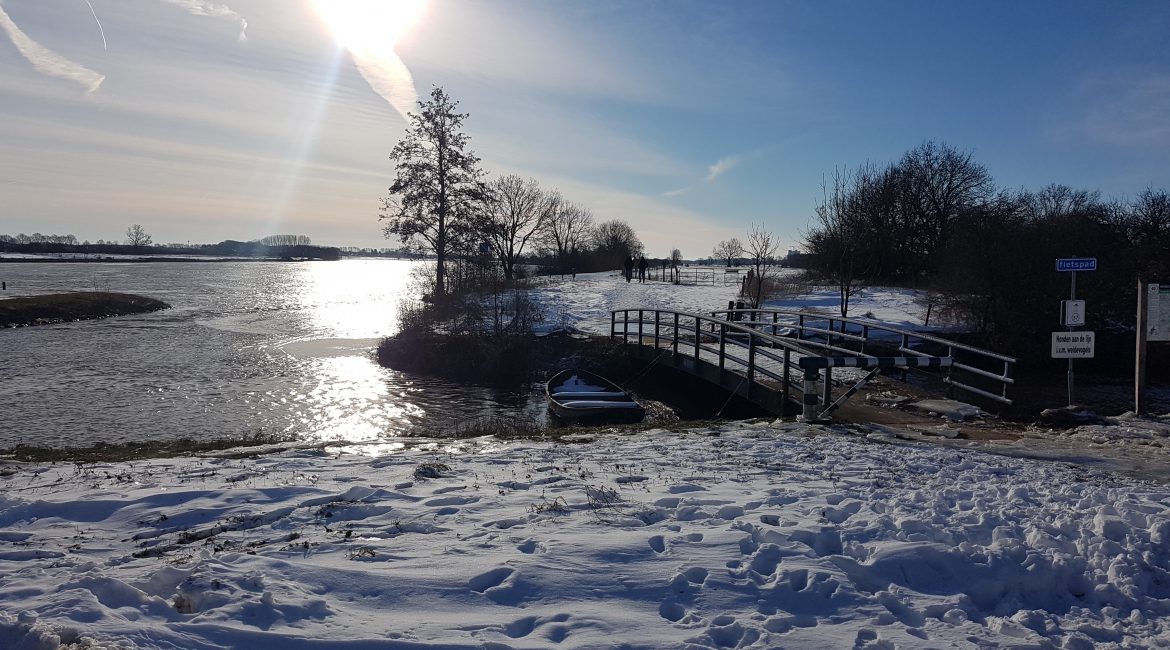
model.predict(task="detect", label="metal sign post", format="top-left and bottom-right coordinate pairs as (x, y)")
top-left (1138, 282), bottom-right (1170, 414)
top-left (1055, 258), bottom-right (1097, 407)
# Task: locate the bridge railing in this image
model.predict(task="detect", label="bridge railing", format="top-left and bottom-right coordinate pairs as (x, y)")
top-left (610, 308), bottom-right (823, 412)
top-left (709, 308), bottom-right (1016, 405)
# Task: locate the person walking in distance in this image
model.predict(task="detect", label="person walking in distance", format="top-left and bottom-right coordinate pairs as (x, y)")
top-left (637, 256), bottom-right (648, 283)
top-left (623, 256), bottom-right (633, 283)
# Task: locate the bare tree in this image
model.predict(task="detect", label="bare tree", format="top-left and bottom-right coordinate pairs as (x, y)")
top-left (125, 224), bottom-right (152, 249)
top-left (480, 175), bottom-right (556, 280)
top-left (541, 199), bottom-right (594, 274)
top-left (711, 238), bottom-right (743, 267)
top-left (897, 141), bottom-right (994, 279)
top-left (805, 166), bottom-right (893, 317)
top-left (743, 224), bottom-right (779, 308)
top-left (380, 87), bottom-right (485, 300)
top-left (592, 219), bottom-right (644, 270)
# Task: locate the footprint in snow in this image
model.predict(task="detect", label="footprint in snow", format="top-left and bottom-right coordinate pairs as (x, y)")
top-left (423, 495), bottom-right (479, 507)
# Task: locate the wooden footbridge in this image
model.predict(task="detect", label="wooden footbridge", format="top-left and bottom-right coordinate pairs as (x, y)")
top-left (610, 308), bottom-right (1017, 420)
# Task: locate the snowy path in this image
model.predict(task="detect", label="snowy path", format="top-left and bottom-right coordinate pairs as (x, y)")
top-left (2, 423), bottom-right (1168, 649)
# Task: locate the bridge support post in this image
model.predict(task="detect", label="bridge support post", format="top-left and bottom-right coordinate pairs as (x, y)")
top-left (718, 327), bottom-right (726, 371)
top-left (781, 348), bottom-right (791, 416)
top-left (672, 313), bottom-right (679, 356)
top-left (693, 317), bottom-right (700, 360)
top-left (802, 368), bottom-right (820, 420)
top-left (747, 334), bottom-right (756, 399)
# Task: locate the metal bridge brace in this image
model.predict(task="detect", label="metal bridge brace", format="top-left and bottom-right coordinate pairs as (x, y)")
top-left (819, 367), bottom-right (882, 419)
top-left (798, 356), bottom-right (953, 421)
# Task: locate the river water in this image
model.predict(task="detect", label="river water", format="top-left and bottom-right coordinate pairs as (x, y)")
top-left (0, 260), bottom-right (549, 451)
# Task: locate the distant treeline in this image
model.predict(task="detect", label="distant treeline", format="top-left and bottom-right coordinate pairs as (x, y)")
top-left (803, 141), bottom-right (1170, 364)
top-left (0, 235), bottom-right (341, 261)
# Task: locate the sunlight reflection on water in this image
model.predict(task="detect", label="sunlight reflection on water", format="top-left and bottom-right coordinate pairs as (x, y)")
top-left (0, 259), bottom-right (548, 453)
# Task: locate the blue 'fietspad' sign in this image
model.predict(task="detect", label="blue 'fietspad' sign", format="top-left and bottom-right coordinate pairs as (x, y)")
top-left (1056, 258), bottom-right (1097, 272)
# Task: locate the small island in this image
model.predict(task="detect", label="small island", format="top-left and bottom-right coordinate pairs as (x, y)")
top-left (0, 292), bottom-right (170, 327)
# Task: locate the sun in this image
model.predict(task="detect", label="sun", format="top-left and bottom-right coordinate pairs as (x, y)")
top-left (311, 0), bottom-right (427, 52)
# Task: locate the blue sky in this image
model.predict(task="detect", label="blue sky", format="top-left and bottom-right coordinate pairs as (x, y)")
top-left (1, 0), bottom-right (1167, 257)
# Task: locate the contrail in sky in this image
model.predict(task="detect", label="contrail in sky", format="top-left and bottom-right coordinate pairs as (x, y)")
top-left (350, 48), bottom-right (417, 122)
top-left (0, 3), bottom-right (105, 92)
top-left (83, 0), bottom-right (107, 50)
top-left (158, 0), bottom-right (248, 42)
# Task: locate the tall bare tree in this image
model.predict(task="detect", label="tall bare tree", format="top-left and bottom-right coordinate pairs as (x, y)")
top-left (541, 199), bottom-right (594, 274)
top-left (480, 175), bottom-right (556, 280)
top-left (712, 238), bottom-right (743, 267)
top-left (125, 224), bottom-right (152, 249)
top-left (743, 224), bottom-right (778, 308)
top-left (805, 165), bottom-right (897, 316)
top-left (380, 87), bottom-right (484, 299)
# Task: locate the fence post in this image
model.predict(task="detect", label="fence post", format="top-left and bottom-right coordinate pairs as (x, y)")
top-left (610, 311), bottom-right (616, 338)
top-left (772, 312), bottom-right (778, 337)
top-left (654, 311), bottom-right (661, 349)
top-left (638, 309), bottom-right (644, 344)
top-left (861, 325), bottom-right (869, 355)
top-left (797, 314), bottom-right (805, 340)
top-left (623, 311), bottom-right (629, 344)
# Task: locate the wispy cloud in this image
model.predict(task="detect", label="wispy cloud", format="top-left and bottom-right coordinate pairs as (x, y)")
top-left (661, 187), bottom-right (689, 198)
top-left (0, 4), bottom-right (105, 92)
top-left (158, 0), bottom-right (248, 42)
top-left (1065, 71), bottom-right (1170, 148)
top-left (706, 154), bottom-right (742, 182)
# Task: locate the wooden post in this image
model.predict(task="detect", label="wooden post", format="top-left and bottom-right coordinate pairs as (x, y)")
top-left (1136, 279), bottom-right (1148, 415)
top-left (654, 311), bottom-right (661, 349)
top-left (623, 311), bottom-right (629, 344)
top-left (638, 309), bottom-right (644, 344)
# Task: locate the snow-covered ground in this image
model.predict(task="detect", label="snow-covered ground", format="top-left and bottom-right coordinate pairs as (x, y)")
top-left (1, 424), bottom-right (1168, 649)
top-left (3, 267), bottom-right (1169, 649)
top-left (528, 268), bottom-right (932, 337)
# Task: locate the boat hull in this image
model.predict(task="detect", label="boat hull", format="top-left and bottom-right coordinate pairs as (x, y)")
top-left (546, 369), bottom-right (646, 423)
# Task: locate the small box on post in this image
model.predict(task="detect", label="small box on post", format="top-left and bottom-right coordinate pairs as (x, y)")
top-left (1062, 300), bottom-right (1086, 326)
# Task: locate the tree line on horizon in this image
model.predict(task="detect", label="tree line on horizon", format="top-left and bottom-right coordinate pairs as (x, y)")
top-left (803, 140), bottom-right (1170, 359)
top-left (0, 230), bottom-right (341, 261)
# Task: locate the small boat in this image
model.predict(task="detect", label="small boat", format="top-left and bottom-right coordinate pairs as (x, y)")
top-left (546, 369), bottom-right (645, 422)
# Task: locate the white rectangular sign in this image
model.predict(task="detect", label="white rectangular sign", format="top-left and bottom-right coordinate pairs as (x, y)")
top-left (1052, 331), bottom-right (1095, 358)
top-left (1062, 300), bottom-right (1085, 326)
top-left (1150, 284), bottom-right (1170, 342)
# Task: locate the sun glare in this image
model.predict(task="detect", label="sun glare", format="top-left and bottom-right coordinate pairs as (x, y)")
top-left (312, 0), bottom-right (427, 52)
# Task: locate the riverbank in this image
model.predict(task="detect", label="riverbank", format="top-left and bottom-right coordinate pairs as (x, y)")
top-left (0, 292), bottom-right (170, 327)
